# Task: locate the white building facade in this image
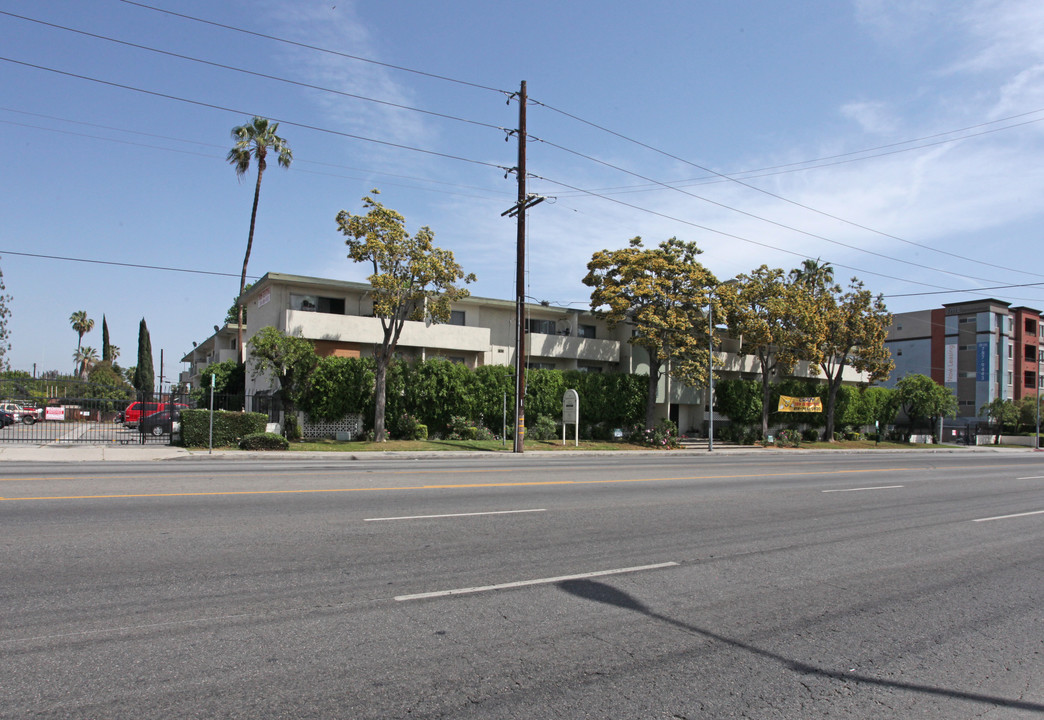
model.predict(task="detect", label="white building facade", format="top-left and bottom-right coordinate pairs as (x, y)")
top-left (183, 272), bottom-right (872, 434)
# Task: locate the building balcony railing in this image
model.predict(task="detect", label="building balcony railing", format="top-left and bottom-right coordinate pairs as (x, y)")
top-left (285, 310), bottom-right (491, 352)
top-left (526, 332), bottom-right (620, 362)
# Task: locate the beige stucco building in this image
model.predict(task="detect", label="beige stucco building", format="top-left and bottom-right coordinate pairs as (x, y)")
top-left (182, 272), bottom-right (872, 434)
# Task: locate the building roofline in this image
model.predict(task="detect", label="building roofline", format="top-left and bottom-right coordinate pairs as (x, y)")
top-left (941, 298), bottom-right (1011, 309)
top-left (242, 271), bottom-right (595, 316)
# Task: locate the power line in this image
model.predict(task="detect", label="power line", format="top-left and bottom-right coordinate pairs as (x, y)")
top-left (531, 171), bottom-right (1044, 306)
top-left (0, 56), bottom-right (511, 173)
top-left (0, 249), bottom-right (260, 279)
top-left (531, 135), bottom-right (1012, 287)
top-left (530, 172), bottom-right (954, 292)
top-left (0, 10), bottom-right (508, 133)
top-left (115, 0), bottom-right (508, 95)
top-left (0, 110), bottom-right (512, 200)
top-left (532, 97), bottom-right (1044, 280)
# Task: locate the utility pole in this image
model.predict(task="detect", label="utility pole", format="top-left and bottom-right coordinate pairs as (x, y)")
top-left (501, 81), bottom-right (544, 453)
top-left (514, 81), bottom-right (527, 454)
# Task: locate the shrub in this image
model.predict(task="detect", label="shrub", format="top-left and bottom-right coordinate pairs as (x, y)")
top-left (528, 414), bottom-right (558, 441)
top-left (775, 428), bottom-right (801, 448)
top-left (447, 415), bottom-right (476, 440)
top-left (741, 428), bottom-right (761, 445)
top-left (391, 413), bottom-right (426, 440)
top-left (472, 425), bottom-right (496, 441)
top-left (628, 418), bottom-right (679, 448)
top-left (239, 433), bottom-right (290, 451)
top-left (802, 427), bottom-right (820, 442)
top-left (181, 409), bottom-right (268, 447)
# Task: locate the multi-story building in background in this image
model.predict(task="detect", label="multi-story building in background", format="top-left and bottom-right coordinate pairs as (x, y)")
top-left (884, 299), bottom-right (1042, 423)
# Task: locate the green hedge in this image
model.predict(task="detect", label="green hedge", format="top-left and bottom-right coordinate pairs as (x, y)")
top-left (181, 409), bottom-right (268, 447)
top-left (297, 357), bottom-right (646, 439)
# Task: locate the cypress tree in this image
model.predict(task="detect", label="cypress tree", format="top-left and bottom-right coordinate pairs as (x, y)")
top-left (101, 315), bottom-right (111, 363)
top-left (133, 317), bottom-right (154, 394)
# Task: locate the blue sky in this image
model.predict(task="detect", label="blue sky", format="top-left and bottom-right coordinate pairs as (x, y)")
top-left (3, 0), bottom-right (1044, 379)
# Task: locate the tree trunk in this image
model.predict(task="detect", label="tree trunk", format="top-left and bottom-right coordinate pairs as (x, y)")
top-left (824, 371), bottom-right (843, 441)
top-left (760, 371), bottom-right (772, 442)
top-left (374, 355), bottom-right (388, 442)
top-left (645, 357), bottom-right (662, 430)
top-left (239, 165), bottom-right (264, 364)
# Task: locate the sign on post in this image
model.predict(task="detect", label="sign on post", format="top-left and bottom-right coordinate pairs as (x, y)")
top-left (562, 389), bottom-right (579, 446)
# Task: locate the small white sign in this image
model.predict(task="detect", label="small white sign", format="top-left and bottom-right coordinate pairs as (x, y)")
top-left (562, 389), bottom-right (579, 424)
top-left (45, 406), bottom-right (65, 421)
top-left (562, 389), bottom-right (579, 446)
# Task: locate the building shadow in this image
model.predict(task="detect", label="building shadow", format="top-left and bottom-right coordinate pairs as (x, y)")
top-left (556, 578), bottom-right (1044, 713)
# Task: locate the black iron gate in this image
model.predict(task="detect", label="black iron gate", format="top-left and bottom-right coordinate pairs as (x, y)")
top-left (0, 377), bottom-right (180, 445)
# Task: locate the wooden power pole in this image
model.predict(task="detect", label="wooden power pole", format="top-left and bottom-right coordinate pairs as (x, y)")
top-left (502, 81), bottom-right (545, 453)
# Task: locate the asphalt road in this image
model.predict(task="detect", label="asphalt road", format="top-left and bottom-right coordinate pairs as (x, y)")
top-left (1, 452), bottom-right (1042, 718)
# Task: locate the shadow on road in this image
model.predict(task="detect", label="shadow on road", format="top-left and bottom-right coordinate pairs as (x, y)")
top-left (556, 578), bottom-right (1043, 713)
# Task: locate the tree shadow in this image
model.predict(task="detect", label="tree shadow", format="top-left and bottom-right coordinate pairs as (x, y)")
top-left (556, 579), bottom-right (1044, 712)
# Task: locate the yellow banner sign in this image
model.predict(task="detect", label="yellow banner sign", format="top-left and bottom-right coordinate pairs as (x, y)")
top-left (777, 396), bottom-right (823, 413)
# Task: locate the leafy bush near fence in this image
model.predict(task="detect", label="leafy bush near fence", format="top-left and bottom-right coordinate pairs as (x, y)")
top-left (238, 432), bottom-right (291, 450)
top-left (181, 409), bottom-right (268, 447)
top-left (296, 356), bottom-right (645, 439)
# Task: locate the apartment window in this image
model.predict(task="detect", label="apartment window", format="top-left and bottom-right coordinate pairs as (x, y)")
top-left (960, 317), bottom-right (976, 324)
top-left (528, 361), bottom-right (555, 370)
top-left (1026, 371), bottom-right (1037, 388)
top-left (1027, 319), bottom-right (1038, 335)
top-left (1008, 345), bottom-right (1013, 359)
top-left (290, 294), bottom-right (345, 314)
top-left (577, 324), bottom-right (596, 339)
top-left (1026, 346), bottom-right (1037, 362)
top-left (1009, 371), bottom-right (1014, 386)
top-left (449, 310), bottom-right (465, 326)
top-left (577, 364), bottom-right (603, 373)
top-left (526, 318), bottom-right (557, 335)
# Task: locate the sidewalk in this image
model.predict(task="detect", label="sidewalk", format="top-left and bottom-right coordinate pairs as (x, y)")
top-left (0, 442), bottom-right (1035, 463)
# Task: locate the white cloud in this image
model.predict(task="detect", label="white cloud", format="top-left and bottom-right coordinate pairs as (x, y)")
top-left (841, 101), bottom-right (900, 134)
top-left (260, 0), bottom-right (434, 161)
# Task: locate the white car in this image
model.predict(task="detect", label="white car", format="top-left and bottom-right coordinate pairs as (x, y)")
top-left (0, 403), bottom-right (42, 424)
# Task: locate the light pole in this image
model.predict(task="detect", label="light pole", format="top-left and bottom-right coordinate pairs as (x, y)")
top-left (708, 296), bottom-right (716, 452)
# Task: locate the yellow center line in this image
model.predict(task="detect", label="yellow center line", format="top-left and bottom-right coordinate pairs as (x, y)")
top-left (0, 467), bottom-right (907, 501)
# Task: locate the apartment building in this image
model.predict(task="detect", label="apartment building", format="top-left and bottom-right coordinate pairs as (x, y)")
top-left (183, 272), bottom-right (872, 433)
top-left (884, 299), bottom-right (1042, 421)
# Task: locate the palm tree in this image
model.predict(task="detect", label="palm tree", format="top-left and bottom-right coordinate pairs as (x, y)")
top-left (69, 311), bottom-right (94, 374)
top-left (227, 117), bottom-right (292, 362)
top-left (69, 310), bottom-right (94, 353)
top-left (789, 258), bottom-right (835, 291)
top-left (109, 345), bottom-right (121, 363)
top-left (74, 345), bottom-right (99, 380)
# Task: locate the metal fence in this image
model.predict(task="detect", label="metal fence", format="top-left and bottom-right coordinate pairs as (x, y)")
top-left (0, 377), bottom-right (278, 445)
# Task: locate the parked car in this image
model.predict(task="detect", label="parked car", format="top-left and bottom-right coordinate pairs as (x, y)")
top-left (0, 402), bottom-right (42, 425)
top-left (139, 407), bottom-right (181, 436)
top-left (120, 402), bottom-right (186, 429)
top-left (0, 410), bottom-right (14, 428)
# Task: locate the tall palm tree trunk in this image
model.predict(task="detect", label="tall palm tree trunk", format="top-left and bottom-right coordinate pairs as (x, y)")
top-left (238, 165), bottom-right (265, 363)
